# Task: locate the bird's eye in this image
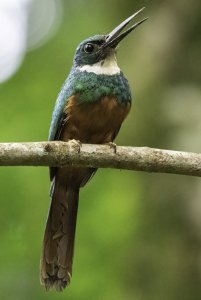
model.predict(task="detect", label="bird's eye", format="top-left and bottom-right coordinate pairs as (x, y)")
top-left (84, 43), bottom-right (95, 53)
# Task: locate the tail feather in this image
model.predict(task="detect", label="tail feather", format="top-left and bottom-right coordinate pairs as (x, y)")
top-left (40, 179), bottom-right (79, 291)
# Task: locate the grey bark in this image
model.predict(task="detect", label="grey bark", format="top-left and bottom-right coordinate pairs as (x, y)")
top-left (0, 141), bottom-right (200, 177)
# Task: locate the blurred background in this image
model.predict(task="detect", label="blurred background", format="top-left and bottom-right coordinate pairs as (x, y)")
top-left (0, 0), bottom-right (201, 299)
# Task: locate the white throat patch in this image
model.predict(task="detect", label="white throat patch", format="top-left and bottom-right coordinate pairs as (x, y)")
top-left (78, 55), bottom-right (120, 76)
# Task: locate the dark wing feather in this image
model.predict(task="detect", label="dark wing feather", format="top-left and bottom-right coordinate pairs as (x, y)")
top-left (49, 85), bottom-right (71, 181)
top-left (53, 112), bottom-right (68, 141)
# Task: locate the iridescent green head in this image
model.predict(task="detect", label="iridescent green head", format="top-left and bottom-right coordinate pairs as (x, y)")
top-left (73, 7), bottom-right (148, 69)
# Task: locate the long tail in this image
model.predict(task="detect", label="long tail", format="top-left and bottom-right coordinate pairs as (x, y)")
top-left (40, 179), bottom-right (79, 291)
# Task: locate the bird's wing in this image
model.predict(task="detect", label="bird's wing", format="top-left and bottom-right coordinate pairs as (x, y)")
top-left (49, 96), bottom-right (68, 141)
top-left (49, 71), bottom-right (76, 141)
top-left (48, 82), bottom-right (72, 181)
top-left (52, 111), bottom-right (67, 141)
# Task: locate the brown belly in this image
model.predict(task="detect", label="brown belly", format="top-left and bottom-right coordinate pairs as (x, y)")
top-left (55, 95), bottom-right (131, 186)
top-left (61, 95), bottom-right (131, 143)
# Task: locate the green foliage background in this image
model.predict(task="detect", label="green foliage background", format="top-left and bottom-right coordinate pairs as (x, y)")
top-left (1, 1), bottom-right (201, 299)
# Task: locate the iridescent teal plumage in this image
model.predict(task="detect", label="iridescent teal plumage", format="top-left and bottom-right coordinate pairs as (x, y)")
top-left (49, 68), bottom-right (131, 141)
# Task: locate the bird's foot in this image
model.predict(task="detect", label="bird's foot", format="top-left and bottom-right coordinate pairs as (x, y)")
top-left (107, 142), bottom-right (117, 154)
top-left (69, 139), bottom-right (82, 153)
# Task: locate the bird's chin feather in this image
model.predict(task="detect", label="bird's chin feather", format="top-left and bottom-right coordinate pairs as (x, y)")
top-left (78, 53), bottom-right (120, 76)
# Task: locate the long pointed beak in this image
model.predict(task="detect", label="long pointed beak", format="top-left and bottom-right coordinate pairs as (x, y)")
top-left (103, 7), bottom-right (148, 49)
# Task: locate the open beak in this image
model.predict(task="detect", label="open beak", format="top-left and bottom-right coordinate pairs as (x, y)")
top-left (102, 7), bottom-right (148, 49)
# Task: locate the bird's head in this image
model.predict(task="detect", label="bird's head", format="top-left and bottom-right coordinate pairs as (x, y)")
top-left (73, 8), bottom-right (148, 75)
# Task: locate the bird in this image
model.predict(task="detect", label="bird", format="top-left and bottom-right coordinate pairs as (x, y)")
top-left (40, 8), bottom-right (148, 292)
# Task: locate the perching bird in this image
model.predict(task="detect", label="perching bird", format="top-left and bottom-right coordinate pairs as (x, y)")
top-left (40, 8), bottom-right (148, 291)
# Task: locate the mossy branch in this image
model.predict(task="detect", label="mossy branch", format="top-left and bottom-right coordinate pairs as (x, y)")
top-left (0, 141), bottom-right (200, 177)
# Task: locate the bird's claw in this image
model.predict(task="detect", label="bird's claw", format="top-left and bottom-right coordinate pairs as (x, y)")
top-left (107, 142), bottom-right (117, 154)
top-left (69, 139), bottom-right (82, 153)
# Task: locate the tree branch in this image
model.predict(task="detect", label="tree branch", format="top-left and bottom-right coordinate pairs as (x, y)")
top-left (0, 141), bottom-right (200, 177)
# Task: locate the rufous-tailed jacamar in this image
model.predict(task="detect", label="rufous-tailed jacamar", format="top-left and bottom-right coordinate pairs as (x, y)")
top-left (40, 8), bottom-right (148, 291)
